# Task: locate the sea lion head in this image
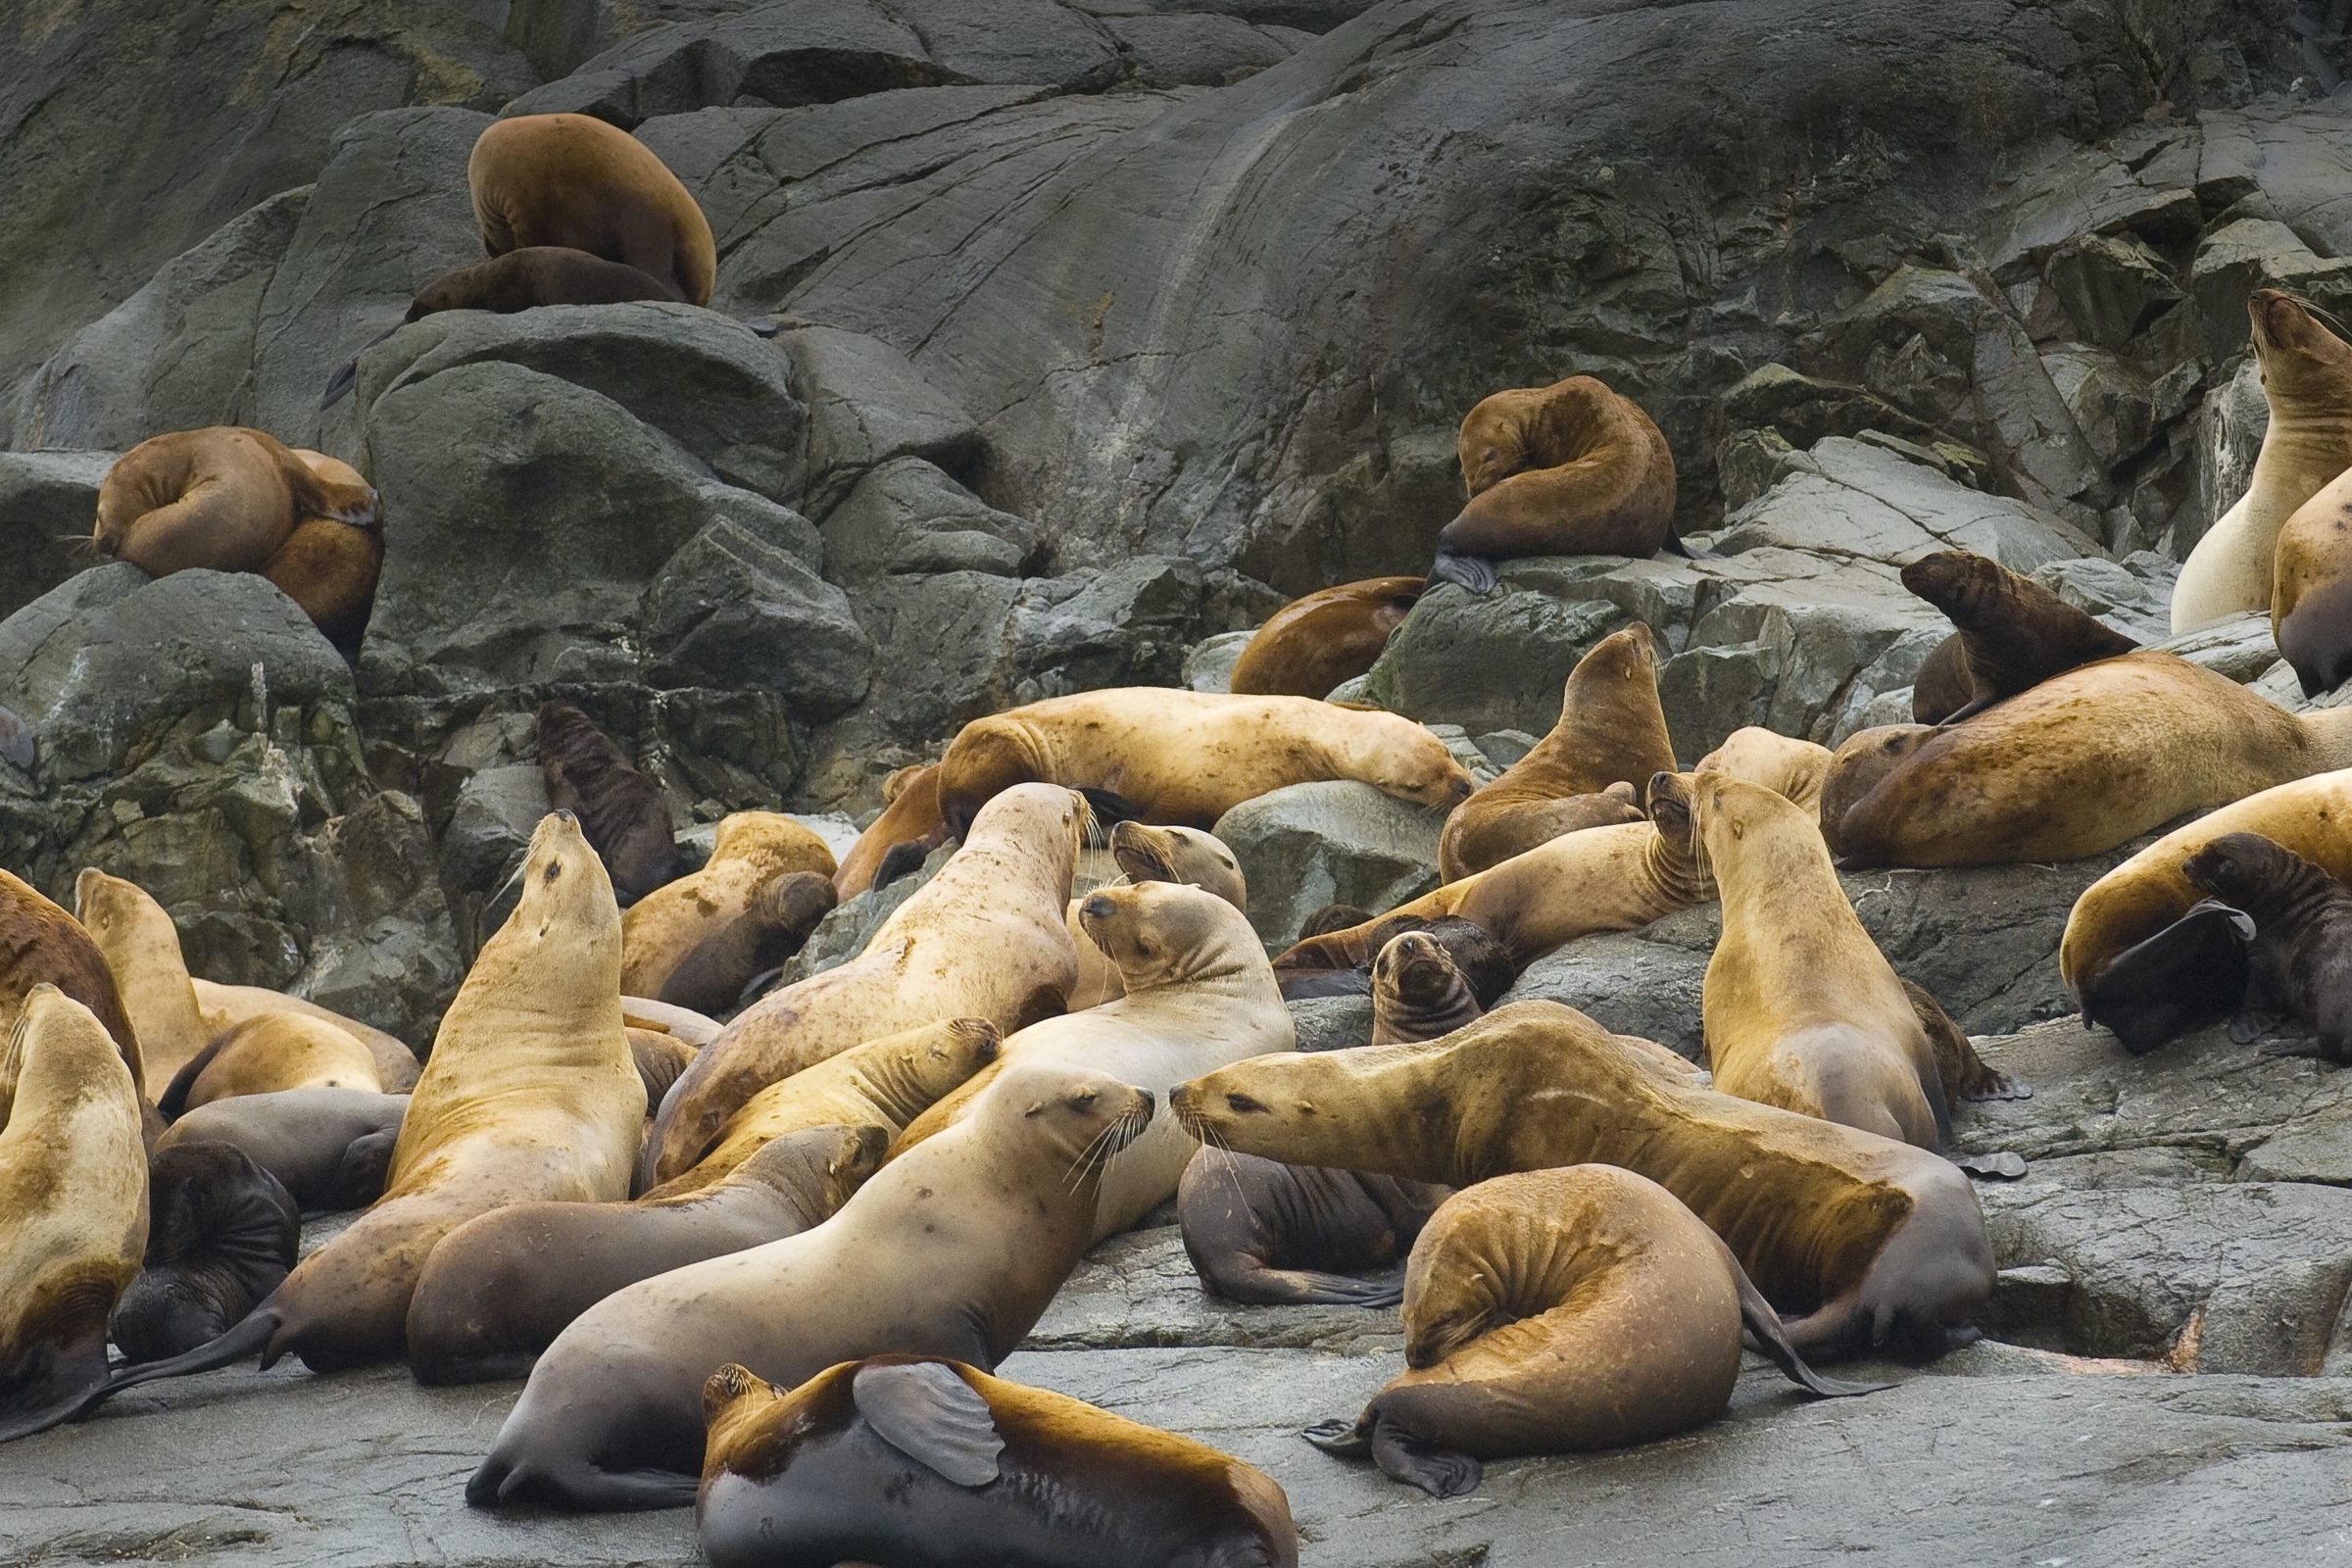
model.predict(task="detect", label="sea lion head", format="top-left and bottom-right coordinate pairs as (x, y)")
top-left (981, 1059), bottom-right (1154, 1172)
top-left (701, 1360), bottom-right (789, 1456)
top-left (1109, 821), bottom-right (1248, 911)
top-left (1172, 1033), bottom-right (1458, 1176)
top-left (1898, 549), bottom-right (2006, 622)
top-left (1647, 769), bottom-right (1700, 864)
top-left (735, 1123), bottom-right (888, 1217)
top-left (74, 867), bottom-right (162, 952)
top-left (1372, 931), bottom-right (1471, 1019)
top-left (1571, 623), bottom-right (1660, 691)
top-left (1818, 724), bottom-right (1936, 860)
top-left (2180, 830), bottom-right (2326, 921)
top-left (512, 808), bottom-right (620, 944)
top-left (1457, 389), bottom-right (1536, 496)
top-left (1077, 881), bottom-right (1258, 992)
top-left (2249, 289), bottom-right (2352, 402)
top-left (1345, 715), bottom-right (1477, 809)
top-left (1690, 771), bottom-right (1814, 877)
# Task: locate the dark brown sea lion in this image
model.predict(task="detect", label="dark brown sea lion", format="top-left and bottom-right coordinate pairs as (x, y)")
top-left (1228, 575), bottom-right (1426, 699)
top-left (1177, 1152), bottom-right (1446, 1308)
top-left (1901, 550), bottom-right (2137, 724)
top-left (469, 114), bottom-right (714, 306)
top-left (1370, 930), bottom-right (1487, 1046)
top-left (1, 867), bottom-right (148, 1117)
top-left (622, 812), bottom-right (839, 1009)
top-left (110, 1141), bottom-right (301, 1363)
top-left (1275, 912), bottom-right (1515, 1006)
top-left (2181, 831), bottom-right (2352, 1061)
top-left (154, 1089), bottom-right (407, 1213)
top-left (537, 701), bottom-right (683, 905)
top-left (697, 1356), bottom-right (1299, 1568)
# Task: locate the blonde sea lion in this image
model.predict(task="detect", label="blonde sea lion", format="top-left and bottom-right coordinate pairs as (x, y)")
top-left (889, 881), bottom-right (1292, 1238)
top-left (1302, 1166), bottom-right (1877, 1496)
top-left (1228, 575), bottom-right (1426, 699)
top-left (1430, 375), bottom-right (1681, 593)
top-left (110, 1142), bottom-right (301, 1363)
top-left (621, 811), bottom-right (839, 1009)
top-left (2174, 291), bottom-right (2352, 633)
top-left (467, 1060), bottom-right (1153, 1510)
top-left (1170, 1001), bottom-right (1994, 1359)
top-left (933, 689), bottom-right (1474, 838)
top-left (1, 869), bottom-right (146, 1116)
top-left (697, 1355), bottom-right (1299, 1568)
top-left (646, 784), bottom-right (1085, 1185)
top-left (834, 763), bottom-right (951, 898)
top-left (620, 995), bottom-right (722, 1046)
top-left (537, 701), bottom-right (682, 905)
top-left (2271, 466), bottom-right (2352, 696)
top-left (469, 114), bottom-right (715, 308)
top-left (1696, 725), bottom-right (1834, 818)
top-left (91, 426), bottom-right (377, 579)
top-left (74, 867), bottom-right (207, 1089)
top-left (156, 1011), bottom-right (383, 1117)
top-left (188, 979), bottom-right (417, 1093)
top-left (258, 451), bottom-right (385, 645)
top-left (1438, 625), bottom-right (1675, 880)
top-left (0, 987), bottom-right (148, 1441)
top-left (1901, 550), bottom-right (2137, 724)
top-left (1065, 819), bottom-right (1248, 1010)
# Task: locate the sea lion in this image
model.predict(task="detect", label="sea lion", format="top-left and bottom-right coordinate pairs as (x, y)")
top-left (156, 1011), bottom-right (384, 1118)
top-left (1816, 723), bottom-right (1935, 858)
top-left (1228, 576), bottom-right (1426, 699)
top-left (407, 1124), bottom-right (882, 1384)
top-left (91, 426), bottom-right (377, 578)
top-left (1301, 1166), bottom-right (1878, 1496)
top-left (1277, 911), bottom-right (1518, 1005)
top-left (697, 1356), bottom-right (1300, 1568)
top-left (1429, 376), bottom-right (1679, 593)
top-left (2174, 290), bottom-right (2352, 633)
top-left (1902, 550), bottom-right (2138, 724)
top-left (1827, 653), bottom-right (2352, 868)
top-left (628, 1027), bottom-right (697, 1112)
top-left (646, 1016), bottom-right (998, 1197)
top-left (66, 811), bottom-right (645, 1401)
top-left (187, 978), bottom-right (418, 1093)
top-left (1170, 1000), bottom-right (1993, 1359)
top-left (933, 689), bottom-right (1474, 838)
top-left (110, 1142), bottom-right (301, 1363)
top-left (645, 784), bottom-right (1084, 1185)
top-left (0, 987), bottom-right (147, 1442)
top-left (257, 452), bottom-right (385, 645)
top-left (466, 1060), bottom-right (1153, 1510)
top-left (1065, 819), bottom-right (1248, 1010)
top-left (2181, 831), bottom-right (2352, 1060)
top-left (537, 701), bottom-right (683, 905)
top-left (155, 1089), bottom-right (407, 1213)
top-left (1370, 930), bottom-right (1487, 1045)
top-left (1439, 625), bottom-right (1677, 881)
top-left (74, 868), bottom-right (208, 1089)
top-left (2272, 466), bottom-right (2352, 696)
top-left (621, 995), bottom-right (722, 1046)
top-left (1177, 1150), bottom-right (1447, 1307)
top-left (622, 810), bottom-right (838, 1010)
top-left (888, 881), bottom-right (1293, 1238)
top-left (1696, 726), bottom-right (1834, 819)
top-left (468, 114), bottom-right (714, 307)
top-left (1, 868), bottom-right (146, 1115)
top-left (1298, 903), bottom-right (1375, 939)
top-left (834, 764), bottom-right (951, 899)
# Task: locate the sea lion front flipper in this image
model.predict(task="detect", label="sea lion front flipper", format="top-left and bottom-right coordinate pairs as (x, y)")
top-left (2229, 1010), bottom-right (2289, 1046)
top-left (1366, 1415), bottom-right (1481, 1497)
top-left (1732, 1261), bottom-right (1890, 1399)
top-left (1216, 1265), bottom-right (1406, 1307)
top-left (2079, 900), bottom-right (2254, 1055)
top-left (852, 1360), bottom-right (1004, 1487)
top-left (0, 1317), bottom-right (112, 1443)
top-left (1426, 550), bottom-right (1496, 595)
top-left (1949, 1151), bottom-right (2028, 1180)
top-left (870, 838), bottom-right (932, 891)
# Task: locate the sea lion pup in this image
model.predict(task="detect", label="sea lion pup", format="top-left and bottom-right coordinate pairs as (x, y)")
top-left (1371, 930), bottom-right (1487, 1045)
top-left (469, 114), bottom-right (714, 307)
top-left (407, 1124), bottom-right (882, 1384)
top-left (1065, 819), bottom-right (1248, 1009)
top-left (536, 700), bottom-right (683, 905)
top-left (1439, 625), bottom-right (1677, 881)
top-left (645, 784), bottom-right (1084, 1185)
top-left (66, 812), bottom-right (644, 1405)
top-left (1697, 726), bottom-right (1834, 819)
top-left (1428, 375), bottom-right (1680, 594)
top-left (0, 987), bottom-right (147, 1442)
top-left (1178, 1149), bottom-right (1448, 1307)
top-left (697, 1355), bottom-right (1300, 1568)
top-left (2180, 832), bottom-right (2352, 1060)
top-left (187, 979), bottom-right (418, 1093)
top-left (1, 868), bottom-right (147, 1116)
top-left (1228, 575), bottom-right (1426, 699)
top-left (156, 1012), bottom-right (384, 1118)
top-left (111, 1142), bottom-right (301, 1363)
top-left (1827, 653), bottom-right (2352, 868)
top-left (1276, 910), bottom-right (1516, 1004)
top-left (1170, 1001), bottom-right (1993, 1359)
top-left (74, 868), bottom-right (207, 1088)
top-left (888, 881), bottom-right (1293, 1238)
top-left (1902, 550), bottom-right (2138, 724)
top-left (2174, 290), bottom-right (2352, 633)
top-left (467, 1060), bottom-right (1153, 1511)
top-left (91, 426), bottom-right (378, 579)
top-left (1302, 1166), bottom-right (1879, 1496)
top-left (257, 451), bottom-right (385, 645)
top-left (933, 689), bottom-right (1474, 837)
top-left (2272, 466), bottom-right (2352, 696)
top-left (156, 1089), bottom-right (407, 1213)
top-left (834, 763), bottom-right (950, 898)
top-left (645, 1016), bottom-right (998, 1197)
top-left (622, 810), bottom-right (839, 1009)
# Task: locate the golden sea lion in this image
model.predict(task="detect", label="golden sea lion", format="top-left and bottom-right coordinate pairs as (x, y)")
top-left (188, 978), bottom-right (417, 1093)
top-left (74, 868), bottom-right (208, 1088)
top-left (1902, 551), bottom-right (2137, 724)
top-left (91, 426), bottom-right (378, 579)
top-left (468, 113), bottom-right (714, 307)
top-left (258, 451), bottom-right (385, 644)
top-left (834, 763), bottom-right (951, 898)
top-left (1064, 820), bottom-right (1247, 1010)
top-left (1696, 725), bottom-right (1834, 819)
top-left (2272, 466), bottom-right (2352, 696)
top-left (156, 1011), bottom-right (383, 1117)
top-left (621, 810), bottom-right (838, 1008)
top-left (1228, 575), bottom-right (1426, 699)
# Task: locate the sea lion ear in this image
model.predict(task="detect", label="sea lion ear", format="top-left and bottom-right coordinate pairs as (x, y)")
top-left (853, 1360), bottom-right (1004, 1487)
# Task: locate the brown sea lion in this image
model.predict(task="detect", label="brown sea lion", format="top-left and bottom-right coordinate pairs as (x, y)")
top-left (2, 868), bottom-right (146, 1115)
top-left (2174, 290), bottom-right (2352, 632)
top-left (1696, 726), bottom-right (1834, 819)
top-left (933, 689), bottom-right (1473, 838)
top-left (622, 810), bottom-right (839, 1010)
top-left (2272, 466), bottom-right (2352, 696)
top-left (1170, 1001), bottom-right (1994, 1359)
top-left (1177, 1149), bottom-right (1447, 1307)
top-left (834, 764), bottom-right (951, 899)
top-left (1297, 903), bottom-right (1375, 939)
top-left (638, 871), bottom-right (833, 1015)
top-left (628, 1027), bottom-right (697, 1112)
top-left (1228, 575), bottom-right (1426, 699)
top-left (537, 702), bottom-right (683, 905)
top-left (645, 784), bottom-right (1083, 1186)
top-left (1370, 930), bottom-right (1487, 1046)
top-left (0, 987), bottom-right (148, 1442)
top-left (1439, 625), bottom-right (1676, 881)
top-left (469, 114), bottom-right (714, 308)
top-left (466, 1060), bottom-right (1153, 1511)
top-left (2181, 832), bottom-right (2352, 1060)
top-left (92, 426), bottom-right (377, 578)
top-left (157, 1011), bottom-right (384, 1119)
top-left (1901, 551), bottom-right (2138, 724)
top-left (1065, 820), bottom-right (1248, 1010)
top-left (110, 1142), bottom-right (301, 1363)
top-left (1276, 910), bottom-right (1517, 1005)
top-left (155, 1088), bottom-right (407, 1213)
top-left (187, 978), bottom-right (417, 1094)
top-left (697, 1356), bottom-right (1300, 1568)
top-left (258, 452), bottom-right (384, 645)
top-left (1429, 376), bottom-right (1679, 593)
top-left (1825, 653), bottom-right (2352, 868)
top-left (407, 1124), bottom-right (882, 1384)
top-left (1301, 1166), bottom-right (1878, 1496)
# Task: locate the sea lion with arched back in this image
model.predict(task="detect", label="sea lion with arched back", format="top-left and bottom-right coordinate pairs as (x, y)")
top-left (92, 427), bottom-right (377, 579)
top-left (621, 810), bottom-right (838, 1010)
top-left (468, 114), bottom-right (713, 307)
top-left (156, 1089), bottom-right (407, 1213)
top-left (1228, 575), bottom-right (1425, 699)
top-left (536, 701), bottom-right (683, 905)
top-left (110, 1142), bottom-right (301, 1363)
top-left (1901, 550), bottom-right (2138, 724)
top-left (1065, 820), bottom-right (1248, 1010)
top-left (187, 979), bottom-right (417, 1094)
top-left (2, 868), bottom-right (147, 1118)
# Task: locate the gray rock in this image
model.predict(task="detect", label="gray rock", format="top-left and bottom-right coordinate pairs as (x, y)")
top-left (2033, 554), bottom-right (2173, 643)
top-left (1181, 629), bottom-right (1254, 693)
top-left (438, 764), bottom-right (549, 895)
top-left (2043, 230), bottom-right (2184, 350)
top-left (821, 456), bottom-right (1039, 579)
top-left (1507, 930), bottom-right (1710, 1058)
top-left (771, 322), bottom-right (987, 516)
top-left (1024, 1225), bottom-right (1403, 1353)
top-left (1214, 781), bottom-right (1444, 949)
top-left (0, 450), bottom-right (114, 620)
top-left (2041, 345), bottom-right (2157, 468)
top-left (639, 519), bottom-right (873, 715)
top-left (2147, 610), bottom-right (2280, 682)
top-left (1237, 427), bottom-right (1458, 599)
top-left (2181, 356), bottom-right (2268, 563)
top-left (2188, 218), bottom-right (2328, 360)
top-left (1103, 13), bottom-right (1297, 87)
top-left (1287, 993), bottom-right (1373, 1053)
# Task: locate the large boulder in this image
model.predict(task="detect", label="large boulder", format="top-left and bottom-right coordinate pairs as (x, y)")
top-left (1213, 780), bottom-right (1444, 949)
top-left (0, 451), bottom-right (114, 620)
top-left (821, 456), bottom-right (1040, 579)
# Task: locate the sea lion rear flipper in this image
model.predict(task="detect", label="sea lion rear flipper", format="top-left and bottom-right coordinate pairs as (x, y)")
top-left (1732, 1264), bottom-right (1889, 1399)
top-left (0, 1323), bottom-right (112, 1443)
top-left (1300, 1418), bottom-right (1372, 1457)
top-left (1899, 978), bottom-right (2025, 1103)
top-left (1366, 1415), bottom-right (1480, 1497)
top-left (2229, 1010), bottom-right (2289, 1046)
top-left (852, 1360), bottom-right (1004, 1487)
top-left (1427, 550), bottom-right (1496, 595)
top-left (155, 1029), bottom-right (236, 1121)
top-left (466, 1451), bottom-right (699, 1511)
top-left (53, 1306), bottom-right (284, 1429)
top-left (1948, 1150), bottom-right (2029, 1180)
top-left (1212, 1264), bottom-right (1405, 1307)
top-left (870, 838), bottom-right (932, 891)
top-left (319, 322), bottom-right (404, 409)
top-left (2079, 900), bottom-right (2254, 1055)
top-left (1935, 690), bottom-right (1997, 726)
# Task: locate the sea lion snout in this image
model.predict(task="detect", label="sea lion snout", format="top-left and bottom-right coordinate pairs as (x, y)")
top-left (1081, 893), bottom-right (1119, 923)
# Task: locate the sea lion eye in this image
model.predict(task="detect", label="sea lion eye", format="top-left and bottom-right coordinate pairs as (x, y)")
top-left (543, 860), bottom-right (561, 883)
top-left (1070, 1090), bottom-right (1098, 1108)
top-left (1226, 1092), bottom-right (1267, 1114)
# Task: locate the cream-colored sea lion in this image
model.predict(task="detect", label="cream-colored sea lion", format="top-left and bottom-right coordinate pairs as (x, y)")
top-left (1369, 930), bottom-right (1487, 1045)
top-left (1171, 1001), bottom-right (1993, 1359)
top-left (110, 1142), bottom-right (300, 1363)
top-left (155, 1088), bottom-right (407, 1213)
top-left (1438, 625), bottom-right (1675, 880)
top-left (647, 784), bottom-right (1084, 1184)
top-left (407, 1124), bottom-right (882, 1384)
top-left (1826, 653), bottom-right (2352, 868)
top-left (1696, 725), bottom-right (1834, 819)
top-left (888, 881), bottom-right (1292, 1238)
top-left (834, 764), bottom-right (951, 898)
top-left (697, 1355), bottom-right (1300, 1568)
top-left (2272, 466), bottom-right (2352, 696)
top-left (74, 868), bottom-right (207, 1089)
top-left (1902, 551), bottom-right (2138, 724)
top-left (621, 811), bottom-right (839, 1009)
top-left (537, 701), bottom-right (683, 905)
top-left (933, 689), bottom-right (1474, 837)
top-left (188, 979), bottom-right (417, 1093)
top-left (1228, 576), bottom-right (1426, 699)
top-left (1, 869), bottom-right (146, 1117)
top-left (2174, 291), bottom-right (2352, 632)
top-left (1429, 375), bottom-right (1680, 593)
top-left (258, 451), bottom-right (385, 644)
top-left (67, 812), bottom-right (645, 1403)
top-left (156, 1010), bottom-right (383, 1117)
top-left (1302, 1166), bottom-right (1877, 1496)
top-left (0, 987), bottom-right (148, 1442)
top-left (646, 1016), bottom-right (998, 1197)
top-left (467, 1060), bottom-right (1153, 1510)
top-left (1065, 819), bottom-right (1248, 1010)
top-left (469, 114), bottom-right (714, 308)
top-left (620, 995), bottom-right (722, 1046)
top-left (91, 427), bottom-right (378, 579)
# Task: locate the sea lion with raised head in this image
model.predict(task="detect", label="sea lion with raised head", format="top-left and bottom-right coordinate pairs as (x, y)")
top-left (1370, 930), bottom-right (1487, 1046)
top-left (74, 868), bottom-right (207, 1089)
top-left (537, 701), bottom-right (683, 905)
top-left (1902, 550), bottom-right (2137, 724)
top-left (467, 1060), bottom-right (1153, 1510)
top-left (157, 1011), bottom-right (384, 1118)
top-left (1696, 725), bottom-right (1835, 819)
top-left (697, 1355), bottom-right (1300, 1568)
top-left (622, 810), bottom-right (838, 1011)
top-left (155, 1088), bottom-right (407, 1213)
top-left (2, 869), bottom-right (147, 1117)
top-left (834, 764), bottom-right (951, 898)
top-left (92, 427), bottom-right (377, 579)
top-left (110, 1141), bottom-right (301, 1363)
top-left (2180, 830), bottom-right (2352, 1060)
top-left (1171, 1001), bottom-right (1993, 1359)
top-left (1277, 910), bottom-right (1518, 1005)
top-left (1301, 1166), bottom-right (1880, 1496)
top-left (1439, 625), bottom-right (1676, 881)
top-left (468, 114), bottom-right (714, 307)
top-left (1228, 576), bottom-right (1425, 699)
top-left (1065, 819), bottom-right (1247, 1009)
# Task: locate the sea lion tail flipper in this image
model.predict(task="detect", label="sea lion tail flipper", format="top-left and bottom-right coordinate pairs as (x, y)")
top-left (1733, 1267), bottom-right (1889, 1399)
top-left (2229, 1010), bottom-right (2289, 1046)
top-left (318, 323), bottom-right (405, 409)
top-left (2079, 900), bottom-right (2254, 1055)
top-left (1211, 1264), bottom-right (1404, 1307)
top-left (1366, 1415), bottom-right (1481, 1497)
top-left (1426, 550), bottom-right (1496, 595)
top-left (61, 1306), bottom-right (285, 1425)
top-left (851, 1361), bottom-right (1004, 1487)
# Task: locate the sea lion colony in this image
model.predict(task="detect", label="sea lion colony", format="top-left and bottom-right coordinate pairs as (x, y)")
top-left (3, 103), bottom-right (2350, 1564)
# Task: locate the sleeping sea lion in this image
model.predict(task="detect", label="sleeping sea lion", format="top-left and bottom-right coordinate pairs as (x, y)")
top-left (1228, 576), bottom-right (1425, 699)
top-left (156, 1011), bottom-right (383, 1118)
top-left (621, 811), bottom-right (839, 1010)
top-left (110, 1142), bottom-right (301, 1363)
top-left (92, 427), bottom-right (376, 578)
top-left (468, 114), bottom-right (714, 307)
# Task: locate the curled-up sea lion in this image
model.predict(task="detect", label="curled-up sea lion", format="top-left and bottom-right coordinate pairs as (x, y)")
top-left (111, 1141), bottom-right (301, 1363)
top-left (2182, 831), bottom-right (2352, 1061)
top-left (1065, 820), bottom-right (1248, 1010)
top-left (2, 868), bottom-right (147, 1118)
top-left (257, 454), bottom-right (385, 646)
top-left (1178, 1150), bottom-right (1447, 1307)
top-left (1301, 1166), bottom-right (1881, 1496)
top-left (537, 703), bottom-right (683, 905)
top-left (157, 1011), bottom-right (383, 1118)
top-left (155, 1089), bottom-right (407, 1213)
top-left (93, 426), bottom-right (377, 578)
top-left (697, 1356), bottom-right (1299, 1568)
top-left (1902, 550), bottom-right (2137, 724)
top-left (1228, 575), bottom-right (1426, 699)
